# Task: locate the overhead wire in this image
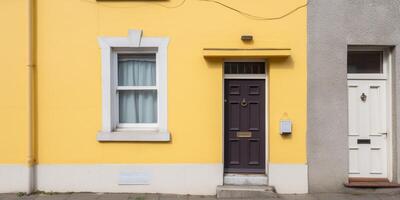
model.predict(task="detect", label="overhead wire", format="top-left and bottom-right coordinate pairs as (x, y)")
top-left (81, 0), bottom-right (187, 9)
top-left (81, 0), bottom-right (307, 20)
top-left (156, 0), bottom-right (187, 9)
top-left (198, 0), bottom-right (308, 20)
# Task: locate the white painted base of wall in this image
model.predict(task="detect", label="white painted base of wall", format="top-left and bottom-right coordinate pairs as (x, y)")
top-left (269, 164), bottom-right (308, 194)
top-left (0, 165), bottom-right (31, 193)
top-left (35, 164), bottom-right (223, 195)
top-left (1, 163), bottom-right (309, 194)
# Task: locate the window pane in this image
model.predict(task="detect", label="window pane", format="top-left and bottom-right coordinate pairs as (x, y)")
top-left (119, 90), bottom-right (157, 123)
top-left (224, 62), bottom-right (265, 74)
top-left (118, 54), bottom-right (156, 86)
top-left (348, 51), bottom-right (383, 73)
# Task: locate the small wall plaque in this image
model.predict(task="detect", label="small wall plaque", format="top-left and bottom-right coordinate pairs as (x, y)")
top-left (237, 131), bottom-right (252, 138)
top-left (118, 172), bottom-right (151, 185)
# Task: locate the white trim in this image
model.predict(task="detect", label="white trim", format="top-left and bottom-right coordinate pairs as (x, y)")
top-left (0, 165), bottom-right (32, 193)
top-left (97, 131), bottom-right (170, 142)
top-left (386, 49), bottom-right (393, 182)
top-left (35, 164), bottom-right (223, 195)
top-left (117, 123), bottom-right (158, 129)
top-left (116, 86), bottom-right (157, 90)
top-left (265, 72), bottom-right (269, 175)
top-left (98, 30), bottom-right (169, 139)
top-left (268, 164), bottom-right (308, 194)
top-left (224, 74), bottom-right (266, 79)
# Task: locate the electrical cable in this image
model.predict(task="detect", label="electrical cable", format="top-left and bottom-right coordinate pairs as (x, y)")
top-left (198, 0), bottom-right (308, 20)
top-left (157, 0), bottom-right (186, 9)
top-left (81, 0), bottom-right (187, 9)
top-left (81, 0), bottom-right (307, 20)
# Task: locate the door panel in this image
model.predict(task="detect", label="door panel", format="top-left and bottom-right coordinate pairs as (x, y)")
top-left (224, 79), bottom-right (265, 173)
top-left (348, 80), bottom-right (387, 178)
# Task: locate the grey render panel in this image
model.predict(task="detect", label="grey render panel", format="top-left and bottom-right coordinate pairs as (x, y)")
top-left (308, 0), bottom-right (400, 192)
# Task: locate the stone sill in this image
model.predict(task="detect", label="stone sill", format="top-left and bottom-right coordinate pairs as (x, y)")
top-left (97, 131), bottom-right (171, 142)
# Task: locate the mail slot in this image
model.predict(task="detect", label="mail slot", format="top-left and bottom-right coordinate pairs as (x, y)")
top-left (357, 139), bottom-right (371, 144)
top-left (237, 131), bottom-right (252, 138)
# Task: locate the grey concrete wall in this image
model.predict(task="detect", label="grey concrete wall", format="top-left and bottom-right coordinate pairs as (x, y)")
top-left (308, 0), bottom-right (400, 192)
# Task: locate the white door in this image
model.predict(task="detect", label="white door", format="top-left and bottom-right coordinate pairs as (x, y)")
top-left (348, 80), bottom-right (388, 178)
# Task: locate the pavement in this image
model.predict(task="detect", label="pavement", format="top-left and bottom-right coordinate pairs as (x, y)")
top-left (0, 192), bottom-right (400, 200)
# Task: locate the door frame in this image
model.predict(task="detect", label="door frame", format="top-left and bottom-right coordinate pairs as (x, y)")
top-left (222, 59), bottom-right (269, 175)
top-left (347, 46), bottom-right (393, 181)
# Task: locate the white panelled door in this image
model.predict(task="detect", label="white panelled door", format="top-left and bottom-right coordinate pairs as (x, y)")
top-left (348, 80), bottom-right (388, 178)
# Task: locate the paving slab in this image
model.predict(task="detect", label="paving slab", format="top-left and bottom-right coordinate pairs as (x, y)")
top-left (279, 194), bottom-right (318, 200)
top-left (375, 194), bottom-right (400, 200)
top-left (35, 194), bottom-right (71, 200)
top-left (66, 193), bottom-right (101, 200)
top-left (97, 193), bottom-right (130, 200)
top-left (128, 193), bottom-right (159, 200)
top-left (345, 194), bottom-right (382, 200)
top-left (0, 194), bottom-right (38, 200)
top-left (158, 194), bottom-right (189, 200)
top-left (310, 193), bottom-right (352, 200)
top-left (187, 195), bottom-right (217, 200)
top-left (1, 193), bottom-right (400, 200)
top-left (344, 187), bottom-right (400, 195)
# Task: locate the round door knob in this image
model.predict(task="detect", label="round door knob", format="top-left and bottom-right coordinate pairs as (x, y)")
top-left (241, 98), bottom-right (248, 107)
top-left (361, 93), bottom-right (367, 102)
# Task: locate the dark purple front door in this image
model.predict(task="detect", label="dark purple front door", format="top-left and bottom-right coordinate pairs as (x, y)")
top-left (224, 79), bottom-right (265, 173)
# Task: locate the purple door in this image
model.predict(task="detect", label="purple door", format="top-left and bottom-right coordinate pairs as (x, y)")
top-left (224, 79), bottom-right (265, 173)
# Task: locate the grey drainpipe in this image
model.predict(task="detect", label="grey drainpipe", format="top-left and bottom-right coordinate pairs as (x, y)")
top-left (27, 0), bottom-right (35, 194)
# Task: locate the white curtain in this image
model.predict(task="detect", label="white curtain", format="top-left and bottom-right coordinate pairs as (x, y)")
top-left (118, 58), bottom-right (157, 123)
top-left (118, 59), bottom-right (156, 86)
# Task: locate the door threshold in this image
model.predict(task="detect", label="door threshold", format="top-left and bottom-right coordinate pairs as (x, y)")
top-left (224, 173), bottom-right (268, 186)
top-left (345, 178), bottom-right (400, 188)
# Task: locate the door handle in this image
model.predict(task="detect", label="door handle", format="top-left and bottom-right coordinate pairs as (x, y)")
top-left (240, 98), bottom-right (248, 107)
top-left (380, 132), bottom-right (388, 136)
top-left (360, 93), bottom-right (367, 102)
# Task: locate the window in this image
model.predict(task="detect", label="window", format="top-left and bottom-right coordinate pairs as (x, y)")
top-left (223, 60), bottom-right (267, 79)
top-left (97, 30), bottom-right (170, 141)
top-left (116, 53), bottom-right (158, 129)
top-left (348, 51), bottom-right (383, 74)
top-left (224, 62), bottom-right (265, 74)
top-left (347, 47), bottom-right (390, 80)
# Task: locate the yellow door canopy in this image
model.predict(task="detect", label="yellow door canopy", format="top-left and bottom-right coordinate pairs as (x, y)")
top-left (203, 48), bottom-right (291, 58)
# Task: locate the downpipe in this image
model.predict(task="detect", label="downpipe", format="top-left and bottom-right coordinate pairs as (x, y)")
top-left (27, 0), bottom-right (35, 194)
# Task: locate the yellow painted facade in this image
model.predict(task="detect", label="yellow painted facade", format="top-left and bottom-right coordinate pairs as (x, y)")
top-left (0, 0), bottom-right (306, 165)
top-left (0, 0), bottom-right (29, 164)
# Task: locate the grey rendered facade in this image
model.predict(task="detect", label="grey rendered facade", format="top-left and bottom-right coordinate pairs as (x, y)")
top-left (308, 0), bottom-right (400, 192)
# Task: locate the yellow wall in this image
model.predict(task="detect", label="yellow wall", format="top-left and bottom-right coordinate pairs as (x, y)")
top-left (0, 0), bottom-right (29, 164)
top-left (1, 0), bottom-right (307, 165)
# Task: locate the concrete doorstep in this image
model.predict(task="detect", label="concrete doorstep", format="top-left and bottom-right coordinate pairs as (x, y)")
top-left (216, 185), bottom-right (277, 199)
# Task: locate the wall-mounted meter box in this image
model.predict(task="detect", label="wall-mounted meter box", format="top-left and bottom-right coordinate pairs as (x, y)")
top-left (280, 120), bottom-right (292, 135)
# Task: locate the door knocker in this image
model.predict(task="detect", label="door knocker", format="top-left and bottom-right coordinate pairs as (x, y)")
top-left (360, 93), bottom-right (367, 102)
top-left (241, 98), bottom-right (248, 107)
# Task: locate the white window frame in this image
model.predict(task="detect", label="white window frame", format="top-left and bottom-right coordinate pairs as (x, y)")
top-left (113, 50), bottom-right (159, 131)
top-left (97, 30), bottom-right (170, 141)
top-left (347, 46), bottom-right (390, 80)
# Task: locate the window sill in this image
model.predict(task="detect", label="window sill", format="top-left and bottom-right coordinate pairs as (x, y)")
top-left (97, 131), bottom-right (171, 142)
